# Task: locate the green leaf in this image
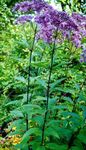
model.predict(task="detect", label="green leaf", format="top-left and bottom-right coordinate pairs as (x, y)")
top-left (53, 105), bottom-right (67, 110)
top-left (31, 61), bottom-right (48, 67)
top-left (33, 96), bottom-right (46, 102)
top-left (36, 79), bottom-right (47, 88)
top-left (71, 146), bottom-right (82, 150)
top-left (47, 120), bottom-right (58, 127)
top-left (45, 127), bottom-right (60, 139)
top-left (22, 128), bottom-right (41, 143)
top-left (9, 119), bottom-right (24, 130)
top-left (49, 97), bottom-right (58, 104)
top-left (56, 87), bottom-right (75, 94)
top-left (5, 100), bottom-right (21, 106)
top-left (15, 76), bottom-right (27, 84)
top-left (62, 96), bottom-right (73, 104)
top-left (32, 115), bottom-right (44, 126)
top-left (36, 146), bottom-right (45, 150)
top-left (73, 139), bottom-right (84, 150)
top-left (17, 39), bottom-right (29, 48)
top-left (83, 108), bottom-right (86, 120)
top-left (77, 133), bottom-right (86, 144)
top-left (10, 110), bottom-right (24, 118)
top-left (46, 143), bottom-right (67, 150)
top-left (15, 142), bottom-right (29, 150)
top-left (82, 37), bottom-right (86, 44)
top-left (50, 78), bottom-right (66, 92)
top-left (60, 111), bottom-right (80, 118)
top-left (77, 92), bottom-right (86, 103)
top-left (22, 104), bottom-right (41, 111)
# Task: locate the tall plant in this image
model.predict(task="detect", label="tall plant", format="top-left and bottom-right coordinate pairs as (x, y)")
top-left (41, 31), bottom-right (57, 145)
top-left (5, 0), bottom-right (86, 149)
top-left (26, 24), bottom-right (37, 131)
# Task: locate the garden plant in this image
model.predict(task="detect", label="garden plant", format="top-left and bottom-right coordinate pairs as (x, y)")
top-left (0, 0), bottom-right (86, 150)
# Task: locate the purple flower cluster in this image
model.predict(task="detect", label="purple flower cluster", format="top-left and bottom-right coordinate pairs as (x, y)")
top-left (35, 8), bottom-right (79, 43)
top-left (36, 23), bottom-right (55, 43)
top-left (80, 46), bottom-right (86, 63)
top-left (15, 15), bottom-right (33, 24)
top-left (13, 0), bottom-right (48, 13)
top-left (72, 12), bottom-right (86, 24)
top-left (71, 31), bottom-right (82, 48)
top-left (13, 0), bottom-right (86, 62)
top-left (71, 12), bottom-right (86, 48)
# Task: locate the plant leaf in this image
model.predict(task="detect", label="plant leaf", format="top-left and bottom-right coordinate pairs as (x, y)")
top-left (46, 143), bottom-right (67, 150)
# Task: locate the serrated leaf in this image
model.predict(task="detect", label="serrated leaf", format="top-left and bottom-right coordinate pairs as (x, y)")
top-left (15, 142), bottom-right (29, 150)
top-left (22, 104), bottom-right (41, 110)
top-left (32, 115), bottom-right (44, 126)
top-left (83, 108), bottom-right (86, 119)
top-left (50, 78), bottom-right (66, 92)
top-left (77, 133), bottom-right (86, 144)
top-left (15, 76), bottom-right (27, 83)
top-left (62, 96), bottom-right (73, 104)
top-left (53, 105), bottom-right (67, 110)
top-left (31, 61), bottom-right (48, 67)
top-left (46, 143), bottom-right (67, 150)
top-left (60, 111), bottom-right (80, 118)
top-left (22, 128), bottom-right (41, 143)
top-left (36, 146), bottom-right (45, 150)
top-left (33, 96), bottom-right (46, 102)
top-left (36, 79), bottom-right (47, 88)
top-left (77, 92), bottom-right (86, 103)
top-left (10, 110), bottom-right (24, 118)
top-left (10, 119), bottom-right (24, 129)
top-left (56, 87), bottom-right (75, 94)
top-left (5, 100), bottom-right (20, 106)
top-left (45, 127), bottom-right (60, 139)
top-left (49, 97), bottom-right (58, 106)
top-left (71, 146), bottom-right (82, 150)
top-left (47, 120), bottom-right (59, 127)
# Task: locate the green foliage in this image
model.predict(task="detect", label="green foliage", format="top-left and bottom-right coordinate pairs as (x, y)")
top-left (0, 1), bottom-right (86, 150)
top-left (53, 0), bottom-right (86, 13)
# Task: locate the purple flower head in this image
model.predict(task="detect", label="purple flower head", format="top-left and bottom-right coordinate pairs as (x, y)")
top-left (35, 7), bottom-right (80, 43)
top-left (59, 19), bottom-right (78, 31)
top-left (13, 0), bottom-right (86, 50)
top-left (19, 1), bottom-right (33, 12)
top-left (72, 12), bottom-right (86, 23)
top-left (71, 32), bottom-right (82, 48)
top-left (13, 0), bottom-right (47, 13)
top-left (32, 0), bottom-right (47, 12)
top-left (67, 18), bottom-right (78, 31)
top-left (36, 23), bottom-right (55, 43)
top-left (58, 11), bottom-right (70, 22)
top-left (13, 1), bottom-right (33, 12)
top-left (80, 29), bottom-right (86, 37)
top-left (80, 45), bottom-right (86, 63)
top-left (72, 13), bottom-right (86, 34)
top-left (12, 3), bottom-right (20, 11)
top-left (62, 31), bottom-right (70, 39)
top-left (35, 13), bottom-right (51, 27)
top-left (14, 15), bottom-right (33, 24)
top-left (81, 22), bottom-right (86, 29)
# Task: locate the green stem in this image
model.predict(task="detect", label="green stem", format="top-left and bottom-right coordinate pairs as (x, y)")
top-left (41, 32), bottom-right (57, 146)
top-left (26, 25), bottom-right (37, 131)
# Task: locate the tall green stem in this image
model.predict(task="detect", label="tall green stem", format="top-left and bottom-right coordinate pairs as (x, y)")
top-left (26, 25), bottom-right (37, 131)
top-left (41, 32), bottom-right (57, 146)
